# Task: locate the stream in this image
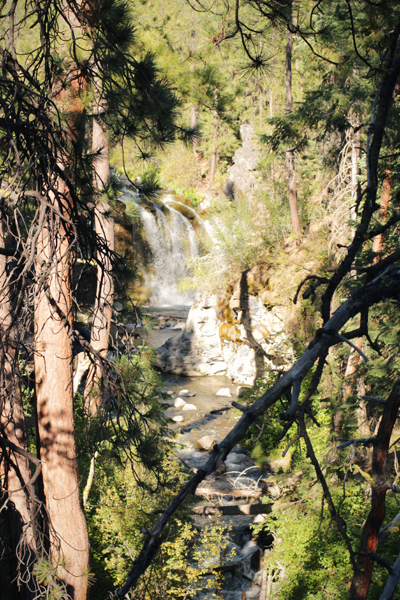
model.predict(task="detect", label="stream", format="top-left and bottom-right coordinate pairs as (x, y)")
top-left (143, 310), bottom-right (272, 600)
top-left (123, 189), bottom-right (272, 598)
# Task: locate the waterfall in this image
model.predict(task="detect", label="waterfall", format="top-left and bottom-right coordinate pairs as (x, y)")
top-left (122, 188), bottom-right (200, 306)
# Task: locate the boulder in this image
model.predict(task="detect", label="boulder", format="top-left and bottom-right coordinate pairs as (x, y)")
top-left (216, 388), bottom-right (231, 398)
top-left (194, 435), bottom-right (215, 451)
top-left (236, 386), bottom-right (249, 398)
top-left (174, 397), bottom-right (186, 408)
top-left (180, 390), bottom-right (196, 397)
top-left (172, 415), bottom-right (183, 423)
top-left (156, 288), bottom-right (291, 385)
top-left (252, 514), bottom-right (266, 524)
top-left (182, 403), bottom-right (197, 411)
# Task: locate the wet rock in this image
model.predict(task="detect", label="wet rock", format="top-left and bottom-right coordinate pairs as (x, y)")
top-left (195, 435), bottom-right (215, 451)
top-left (215, 462), bottom-right (226, 476)
top-left (179, 390), bottom-right (196, 397)
top-left (182, 403), bottom-right (197, 411)
top-left (216, 388), bottom-right (231, 397)
top-left (232, 445), bottom-right (248, 455)
top-left (174, 397), bottom-right (186, 408)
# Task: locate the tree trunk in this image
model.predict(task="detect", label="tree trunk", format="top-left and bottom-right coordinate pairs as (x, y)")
top-left (84, 97), bottom-right (114, 414)
top-left (373, 169), bottom-right (391, 262)
top-left (285, 18), bottom-right (301, 235)
top-left (35, 195), bottom-right (89, 600)
top-left (34, 77), bottom-right (89, 600)
top-left (209, 87), bottom-right (219, 188)
top-left (350, 377), bottom-right (400, 599)
top-left (0, 218), bottom-right (38, 600)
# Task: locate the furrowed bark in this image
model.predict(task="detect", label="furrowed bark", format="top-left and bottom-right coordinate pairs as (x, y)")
top-left (34, 78), bottom-right (89, 600)
top-left (372, 169), bottom-right (391, 263)
top-left (350, 377), bottom-right (400, 599)
top-left (117, 264), bottom-right (400, 597)
top-left (35, 196), bottom-right (89, 600)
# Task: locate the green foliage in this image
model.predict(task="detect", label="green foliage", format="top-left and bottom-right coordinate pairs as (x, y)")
top-left (87, 457), bottom-right (231, 599)
top-left (181, 197), bottom-right (274, 292)
top-left (32, 559), bottom-right (69, 600)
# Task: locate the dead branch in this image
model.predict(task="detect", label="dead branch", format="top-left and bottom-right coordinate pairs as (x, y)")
top-left (337, 437), bottom-right (376, 449)
top-left (378, 551), bottom-right (400, 600)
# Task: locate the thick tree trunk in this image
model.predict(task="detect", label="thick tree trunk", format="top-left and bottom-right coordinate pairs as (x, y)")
top-left (35, 197), bottom-right (89, 600)
top-left (209, 87), bottom-right (219, 188)
top-left (35, 76), bottom-right (89, 599)
top-left (0, 218), bottom-right (38, 600)
top-left (285, 21), bottom-right (301, 235)
top-left (84, 98), bottom-right (114, 414)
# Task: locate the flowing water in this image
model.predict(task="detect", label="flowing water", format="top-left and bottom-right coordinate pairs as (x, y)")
top-left (121, 187), bottom-right (201, 306)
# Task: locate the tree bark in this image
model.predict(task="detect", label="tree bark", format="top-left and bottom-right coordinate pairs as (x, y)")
top-left (351, 113), bottom-right (362, 211)
top-left (0, 218), bottom-right (38, 600)
top-left (35, 196), bottom-right (89, 600)
top-left (34, 78), bottom-right (89, 600)
top-left (84, 97), bottom-right (114, 415)
top-left (350, 377), bottom-right (400, 599)
top-left (285, 16), bottom-right (301, 235)
top-left (209, 87), bottom-right (219, 188)
top-left (373, 169), bottom-right (391, 262)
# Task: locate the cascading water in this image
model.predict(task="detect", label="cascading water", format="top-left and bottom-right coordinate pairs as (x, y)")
top-left (122, 188), bottom-right (200, 306)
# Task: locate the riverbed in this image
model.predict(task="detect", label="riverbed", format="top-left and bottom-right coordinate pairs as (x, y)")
top-left (142, 307), bottom-right (272, 600)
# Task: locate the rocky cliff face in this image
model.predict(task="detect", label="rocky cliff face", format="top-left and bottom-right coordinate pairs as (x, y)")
top-left (223, 123), bottom-right (259, 200)
top-left (156, 266), bottom-right (292, 385)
